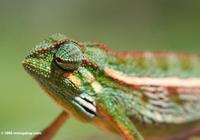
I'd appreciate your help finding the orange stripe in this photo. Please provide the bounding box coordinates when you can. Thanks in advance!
[104,68,200,88]
[109,51,200,60]
[97,104,135,140]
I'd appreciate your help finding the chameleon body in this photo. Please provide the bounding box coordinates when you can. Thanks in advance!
[22,34,200,140]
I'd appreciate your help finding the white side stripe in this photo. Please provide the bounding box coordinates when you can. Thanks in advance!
[105,68,200,88]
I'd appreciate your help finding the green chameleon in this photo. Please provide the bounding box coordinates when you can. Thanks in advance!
[22,34,200,140]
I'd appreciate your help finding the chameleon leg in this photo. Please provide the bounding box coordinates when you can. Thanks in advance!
[97,93,143,140]
[33,111,69,140]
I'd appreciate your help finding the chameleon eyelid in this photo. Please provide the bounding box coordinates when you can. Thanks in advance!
[55,43,83,70]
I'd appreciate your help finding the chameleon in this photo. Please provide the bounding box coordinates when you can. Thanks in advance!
[22,34,200,140]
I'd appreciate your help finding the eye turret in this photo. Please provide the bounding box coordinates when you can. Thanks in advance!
[55,43,84,70]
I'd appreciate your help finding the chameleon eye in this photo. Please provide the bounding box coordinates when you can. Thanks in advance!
[55,43,83,70]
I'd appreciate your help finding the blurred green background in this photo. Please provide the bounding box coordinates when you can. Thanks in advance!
[0,0,200,140]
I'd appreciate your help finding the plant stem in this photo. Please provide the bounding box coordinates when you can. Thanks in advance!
[33,111,69,140]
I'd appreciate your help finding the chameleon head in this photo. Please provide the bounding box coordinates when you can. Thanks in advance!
[22,34,96,120]
[22,35,84,78]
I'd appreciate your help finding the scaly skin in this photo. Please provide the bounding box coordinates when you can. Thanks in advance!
[22,34,200,140]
